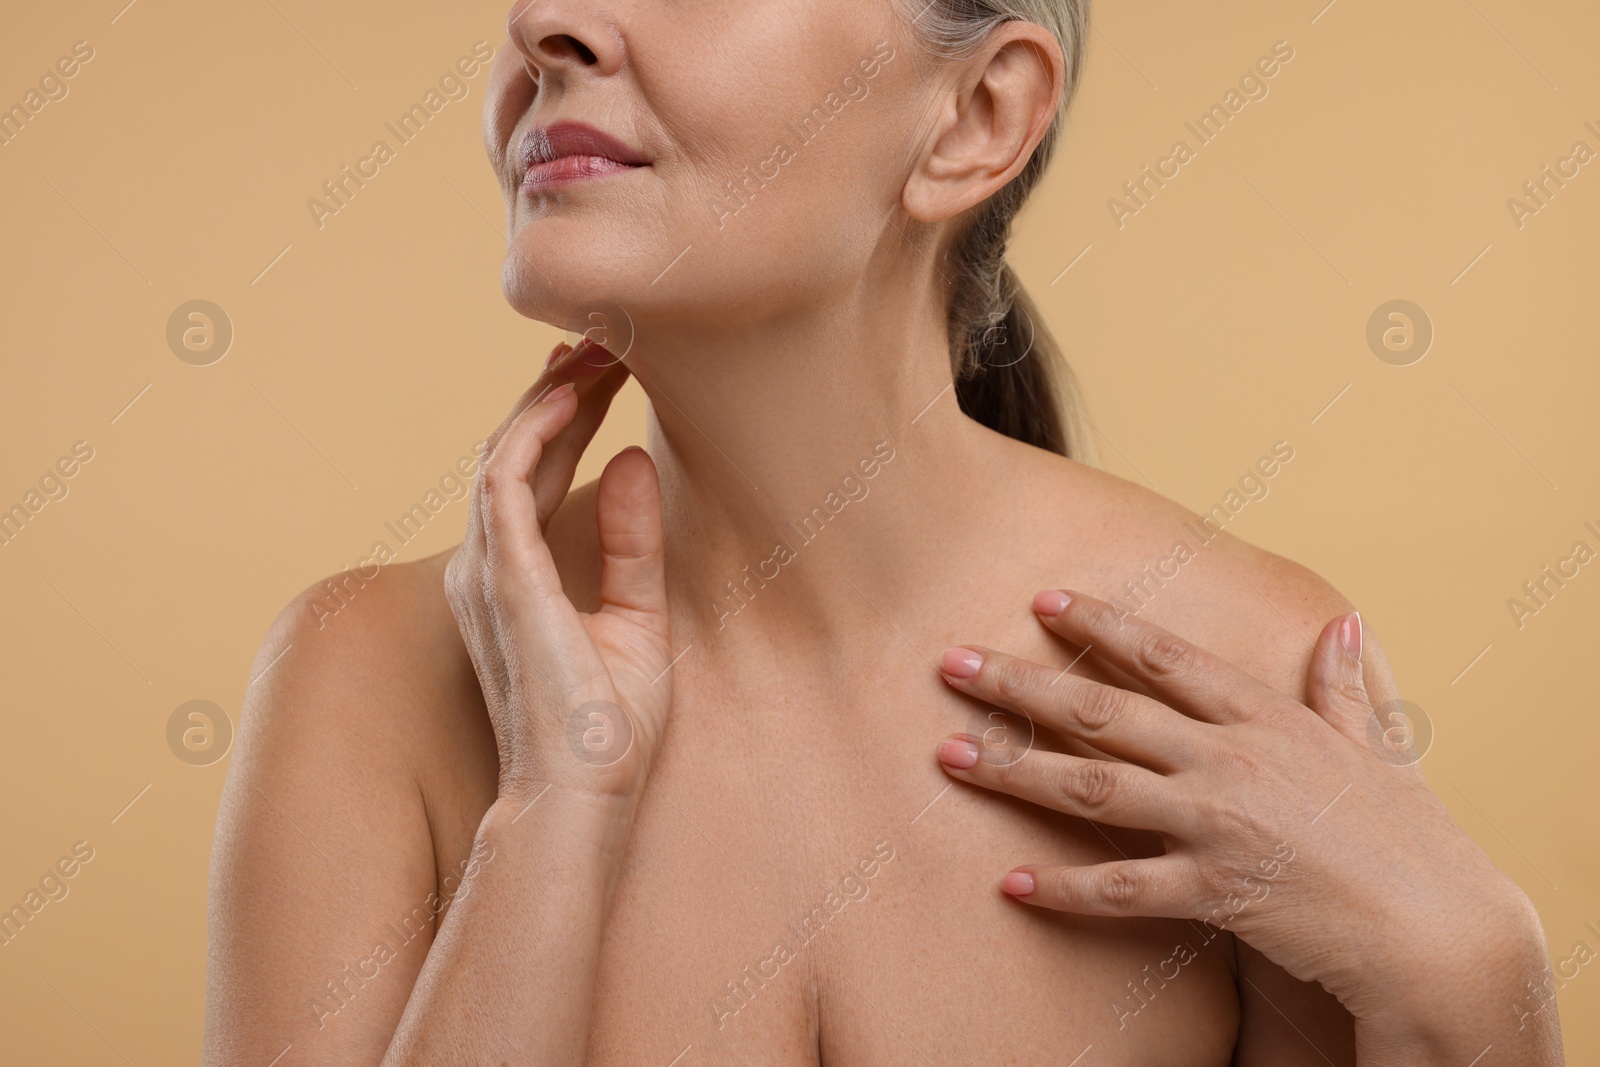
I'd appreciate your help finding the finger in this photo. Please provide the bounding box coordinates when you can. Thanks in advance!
[938,645,1206,770]
[594,446,669,643]
[532,345,631,527]
[1032,590,1280,724]
[1357,623,1403,714]
[487,342,575,454]
[478,383,581,593]
[1306,612,1371,746]
[482,337,620,462]
[1002,857,1198,919]
[937,736,1191,834]
[464,341,571,556]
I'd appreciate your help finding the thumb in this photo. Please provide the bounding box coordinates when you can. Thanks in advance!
[1306,611,1372,747]
[595,446,669,646]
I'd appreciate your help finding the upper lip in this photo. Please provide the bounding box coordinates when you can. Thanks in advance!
[518,121,649,172]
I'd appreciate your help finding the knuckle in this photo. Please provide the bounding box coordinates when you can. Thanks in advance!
[1075,596,1117,632]
[1331,677,1369,707]
[479,460,512,500]
[444,555,475,601]
[1057,759,1119,810]
[1075,683,1126,732]
[989,658,1037,706]
[1098,865,1143,911]
[1138,631,1194,676]
[1051,867,1079,904]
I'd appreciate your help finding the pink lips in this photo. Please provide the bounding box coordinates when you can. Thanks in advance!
[519,121,649,189]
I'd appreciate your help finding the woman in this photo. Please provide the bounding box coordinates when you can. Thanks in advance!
[204,1,1563,1064]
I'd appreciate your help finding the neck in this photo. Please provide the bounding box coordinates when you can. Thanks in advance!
[620,289,1012,656]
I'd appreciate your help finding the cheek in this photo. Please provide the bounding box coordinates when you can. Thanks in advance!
[498,4,909,319]
[483,46,534,167]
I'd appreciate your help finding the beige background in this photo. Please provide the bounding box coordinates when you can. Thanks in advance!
[2,0,1596,1061]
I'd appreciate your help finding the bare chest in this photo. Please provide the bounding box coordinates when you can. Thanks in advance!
[571,670,1242,1066]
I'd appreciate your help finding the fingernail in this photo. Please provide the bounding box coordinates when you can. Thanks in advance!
[1340,612,1363,662]
[566,342,617,379]
[544,342,573,370]
[1002,870,1036,897]
[540,382,576,405]
[1033,590,1071,617]
[939,647,983,679]
[938,736,980,770]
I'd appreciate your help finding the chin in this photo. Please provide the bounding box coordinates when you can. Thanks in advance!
[500,226,632,327]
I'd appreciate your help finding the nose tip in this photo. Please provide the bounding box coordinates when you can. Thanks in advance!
[506,1,619,78]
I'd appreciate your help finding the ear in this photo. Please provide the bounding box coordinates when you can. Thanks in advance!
[902,25,1065,224]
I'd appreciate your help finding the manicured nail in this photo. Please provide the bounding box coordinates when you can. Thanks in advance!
[544,342,573,370]
[1002,870,1036,897]
[540,382,576,405]
[1033,590,1071,617]
[940,647,983,679]
[938,736,979,770]
[1340,612,1363,662]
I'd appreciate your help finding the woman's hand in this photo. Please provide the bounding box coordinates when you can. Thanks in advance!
[445,339,672,805]
[934,591,1560,1064]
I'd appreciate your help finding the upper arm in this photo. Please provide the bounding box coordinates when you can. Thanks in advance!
[203,572,451,1066]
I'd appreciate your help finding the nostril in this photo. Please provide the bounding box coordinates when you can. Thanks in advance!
[540,34,598,65]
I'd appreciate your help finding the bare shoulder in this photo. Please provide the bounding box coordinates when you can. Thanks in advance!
[219,551,496,913]
[207,482,600,1062]
[206,551,494,1060]
[1026,448,1371,701]
[243,548,496,808]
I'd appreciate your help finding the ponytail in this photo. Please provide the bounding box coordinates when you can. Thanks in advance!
[953,265,1090,459]
[906,0,1093,463]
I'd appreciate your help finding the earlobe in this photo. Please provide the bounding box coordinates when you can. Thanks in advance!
[901,27,1064,225]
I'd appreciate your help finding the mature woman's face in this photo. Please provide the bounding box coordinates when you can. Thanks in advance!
[484,0,927,338]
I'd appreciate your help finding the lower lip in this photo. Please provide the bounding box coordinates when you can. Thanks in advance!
[523,155,645,190]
